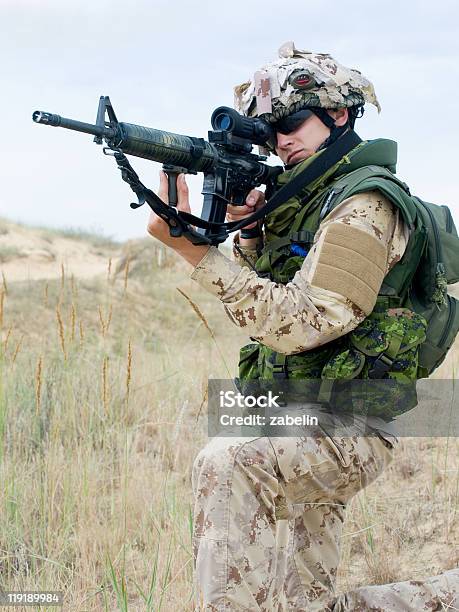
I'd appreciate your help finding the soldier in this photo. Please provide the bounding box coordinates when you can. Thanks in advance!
[147,43,458,610]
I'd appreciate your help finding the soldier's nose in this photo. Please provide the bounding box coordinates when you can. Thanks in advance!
[276,132,294,149]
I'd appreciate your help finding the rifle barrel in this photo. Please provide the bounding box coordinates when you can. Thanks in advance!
[32,111,216,171]
[32,111,116,139]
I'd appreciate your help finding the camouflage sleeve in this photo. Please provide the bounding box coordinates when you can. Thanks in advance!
[190,190,409,354]
[316,190,410,274]
[231,233,262,269]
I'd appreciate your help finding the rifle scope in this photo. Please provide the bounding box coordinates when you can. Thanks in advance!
[210,106,274,146]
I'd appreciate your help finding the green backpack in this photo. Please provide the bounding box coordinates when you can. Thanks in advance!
[407,198,459,375]
[321,165,459,377]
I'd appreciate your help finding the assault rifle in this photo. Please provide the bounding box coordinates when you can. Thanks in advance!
[32,96,282,246]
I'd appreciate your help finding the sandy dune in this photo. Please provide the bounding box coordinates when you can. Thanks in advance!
[0,219,121,282]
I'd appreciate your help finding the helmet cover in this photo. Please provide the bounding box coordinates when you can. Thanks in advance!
[234,41,381,123]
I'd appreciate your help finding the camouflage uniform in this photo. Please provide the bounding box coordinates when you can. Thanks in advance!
[190,191,407,610]
[188,42,458,610]
[192,429,396,610]
[192,428,459,611]
[326,569,459,611]
[192,190,408,375]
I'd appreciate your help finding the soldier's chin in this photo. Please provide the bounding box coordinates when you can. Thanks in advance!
[286,151,308,166]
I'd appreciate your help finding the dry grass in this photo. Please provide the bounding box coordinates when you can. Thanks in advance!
[0,234,458,610]
[0,237,239,610]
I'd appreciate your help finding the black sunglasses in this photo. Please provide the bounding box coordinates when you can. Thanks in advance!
[273,109,315,134]
[266,109,315,150]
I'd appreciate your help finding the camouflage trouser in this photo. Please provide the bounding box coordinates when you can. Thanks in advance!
[326,568,459,611]
[192,415,397,611]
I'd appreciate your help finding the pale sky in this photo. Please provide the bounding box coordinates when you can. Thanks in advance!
[2,0,458,241]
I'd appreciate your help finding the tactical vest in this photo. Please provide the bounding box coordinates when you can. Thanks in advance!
[237,139,459,419]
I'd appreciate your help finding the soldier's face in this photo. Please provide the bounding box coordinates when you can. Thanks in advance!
[274,109,346,165]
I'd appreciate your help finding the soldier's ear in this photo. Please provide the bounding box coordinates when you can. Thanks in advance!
[334,107,349,127]
[326,108,348,127]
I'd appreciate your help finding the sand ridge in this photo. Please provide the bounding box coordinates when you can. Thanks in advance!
[0,218,122,282]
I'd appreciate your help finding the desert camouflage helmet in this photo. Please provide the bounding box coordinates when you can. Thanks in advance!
[234,41,381,123]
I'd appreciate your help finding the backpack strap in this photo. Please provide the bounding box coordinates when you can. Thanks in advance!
[319,166,417,230]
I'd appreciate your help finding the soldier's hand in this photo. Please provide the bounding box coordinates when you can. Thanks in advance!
[147,171,210,266]
[226,189,265,229]
[147,171,191,247]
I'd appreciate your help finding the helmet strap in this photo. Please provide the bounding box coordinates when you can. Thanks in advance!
[310,107,350,151]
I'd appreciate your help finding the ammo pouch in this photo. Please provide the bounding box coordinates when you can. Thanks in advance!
[237,308,427,420]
